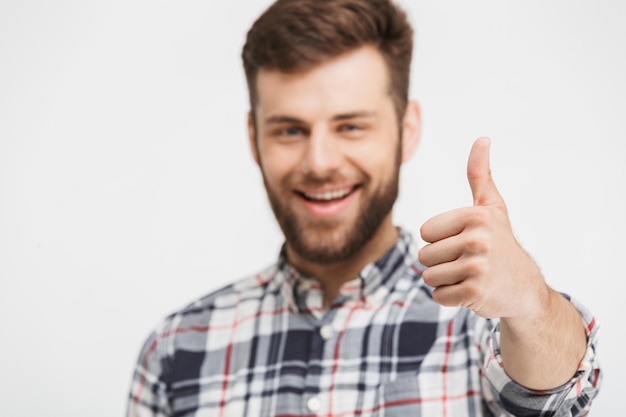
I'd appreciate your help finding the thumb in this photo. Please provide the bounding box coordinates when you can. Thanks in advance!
[467,137,501,206]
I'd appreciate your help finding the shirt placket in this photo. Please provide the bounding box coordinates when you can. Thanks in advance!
[295,280,333,415]
[301,279,366,416]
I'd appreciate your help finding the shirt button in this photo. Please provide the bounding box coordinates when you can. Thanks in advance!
[307,396,321,412]
[319,324,333,340]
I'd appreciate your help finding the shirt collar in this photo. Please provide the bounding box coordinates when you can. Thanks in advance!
[277,228,422,316]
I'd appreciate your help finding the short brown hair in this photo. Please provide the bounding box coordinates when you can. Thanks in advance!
[242,0,414,123]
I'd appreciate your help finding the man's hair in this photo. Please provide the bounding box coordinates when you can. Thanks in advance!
[242,0,414,124]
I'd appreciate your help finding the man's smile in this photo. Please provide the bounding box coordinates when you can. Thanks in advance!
[294,185,361,218]
[298,186,358,202]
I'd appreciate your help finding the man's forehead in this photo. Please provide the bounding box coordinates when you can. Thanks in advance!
[253,46,393,120]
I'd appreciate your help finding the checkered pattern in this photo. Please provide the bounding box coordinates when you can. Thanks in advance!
[127,229,601,417]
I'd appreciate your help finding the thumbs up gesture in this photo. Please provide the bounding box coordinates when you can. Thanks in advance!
[418,137,547,319]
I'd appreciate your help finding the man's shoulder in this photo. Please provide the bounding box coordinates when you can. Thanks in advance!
[163,262,280,323]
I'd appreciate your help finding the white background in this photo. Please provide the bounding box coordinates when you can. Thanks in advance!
[1,1,623,415]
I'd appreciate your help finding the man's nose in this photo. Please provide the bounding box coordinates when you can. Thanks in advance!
[301,128,343,177]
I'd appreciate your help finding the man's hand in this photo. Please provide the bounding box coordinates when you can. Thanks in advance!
[418,137,548,320]
[418,137,588,390]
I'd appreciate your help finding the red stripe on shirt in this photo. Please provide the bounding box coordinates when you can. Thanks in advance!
[132,339,158,403]
[218,291,242,417]
[441,320,455,417]
[326,297,364,417]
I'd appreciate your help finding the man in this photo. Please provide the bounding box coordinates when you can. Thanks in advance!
[127,0,601,416]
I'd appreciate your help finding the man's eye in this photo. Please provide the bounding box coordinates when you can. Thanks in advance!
[340,124,364,134]
[283,127,303,136]
[268,126,308,143]
[271,126,305,139]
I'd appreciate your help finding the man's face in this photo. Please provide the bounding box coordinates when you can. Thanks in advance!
[250,46,411,265]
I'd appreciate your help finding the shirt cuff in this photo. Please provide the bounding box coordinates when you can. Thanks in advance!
[483,294,602,414]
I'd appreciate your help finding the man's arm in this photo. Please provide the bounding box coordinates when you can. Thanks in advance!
[418,137,588,390]
[127,326,171,417]
[499,286,587,390]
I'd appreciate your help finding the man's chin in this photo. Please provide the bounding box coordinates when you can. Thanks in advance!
[286,227,359,264]
[289,244,352,265]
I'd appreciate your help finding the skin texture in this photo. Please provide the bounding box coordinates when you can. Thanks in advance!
[248,45,586,391]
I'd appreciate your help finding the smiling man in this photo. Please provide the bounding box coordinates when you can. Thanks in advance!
[250,45,419,307]
[127,1,601,416]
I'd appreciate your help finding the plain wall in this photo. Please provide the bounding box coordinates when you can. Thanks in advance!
[1,0,623,415]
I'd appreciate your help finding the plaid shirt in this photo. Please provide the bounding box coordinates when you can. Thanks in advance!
[127,229,601,417]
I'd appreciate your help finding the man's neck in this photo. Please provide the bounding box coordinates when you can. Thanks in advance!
[286,218,399,307]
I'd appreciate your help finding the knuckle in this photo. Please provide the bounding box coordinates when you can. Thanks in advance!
[461,282,480,301]
[464,258,488,278]
[464,234,490,255]
[434,287,460,307]
[431,287,448,305]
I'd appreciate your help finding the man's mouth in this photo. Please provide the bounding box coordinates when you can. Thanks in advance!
[294,185,360,218]
[300,187,354,202]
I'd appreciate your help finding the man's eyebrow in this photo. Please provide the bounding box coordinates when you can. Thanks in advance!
[332,111,378,121]
[264,115,305,125]
[264,111,377,125]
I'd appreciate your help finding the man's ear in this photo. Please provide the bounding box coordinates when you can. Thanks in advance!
[247,111,260,165]
[400,100,421,163]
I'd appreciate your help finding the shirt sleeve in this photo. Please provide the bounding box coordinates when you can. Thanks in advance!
[482,295,602,417]
[126,320,173,417]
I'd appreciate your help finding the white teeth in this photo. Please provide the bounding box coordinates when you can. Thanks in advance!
[304,188,352,201]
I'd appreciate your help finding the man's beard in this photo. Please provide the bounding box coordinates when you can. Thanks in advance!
[261,147,401,265]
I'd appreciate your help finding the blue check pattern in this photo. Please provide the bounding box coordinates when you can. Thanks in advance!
[127,229,601,417]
